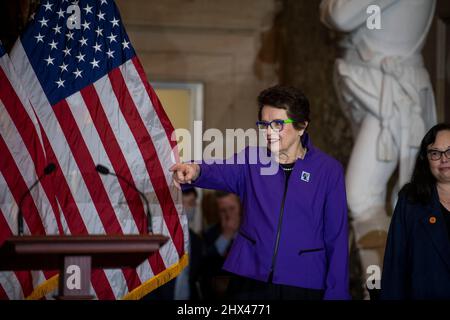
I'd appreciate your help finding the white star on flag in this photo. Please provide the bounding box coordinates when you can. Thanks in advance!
[95,27,103,37]
[59,62,68,72]
[79,37,88,46]
[43,1,53,11]
[82,20,91,30]
[90,58,100,68]
[57,8,65,18]
[62,47,71,56]
[110,17,120,27]
[83,4,93,14]
[55,77,65,87]
[97,11,106,21]
[48,40,58,50]
[76,52,85,62]
[93,42,102,52]
[38,17,49,27]
[66,31,74,40]
[44,55,54,65]
[107,33,117,43]
[106,49,115,58]
[53,25,62,34]
[35,33,44,43]
[73,68,83,78]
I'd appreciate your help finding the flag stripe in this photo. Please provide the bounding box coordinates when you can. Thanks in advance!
[121,60,181,196]
[11,44,122,299]
[103,269,130,299]
[132,57,177,151]
[0,67,63,233]
[0,55,56,296]
[80,84,167,287]
[0,271,27,299]
[0,173,18,238]
[52,99,140,293]
[0,100,60,236]
[91,76,168,277]
[37,122,119,300]
[78,87,144,232]
[9,46,91,226]
[0,205,12,245]
[13,272,32,298]
[66,91,142,293]
[0,206,32,299]
[0,136,45,234]
[108,68,184,257]
[118,61,187,266]
[66,91,139,234]
[0,282,7,299]
[0,178,55,290]
[9,1,189,296]
[37,122,91,236]
[0,55,44,149]
[0,68,45,169]
[52,99,121,233]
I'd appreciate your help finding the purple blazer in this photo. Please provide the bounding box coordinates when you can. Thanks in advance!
[187,134,350,299]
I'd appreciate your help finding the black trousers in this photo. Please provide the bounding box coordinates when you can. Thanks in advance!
[226,274,324,300]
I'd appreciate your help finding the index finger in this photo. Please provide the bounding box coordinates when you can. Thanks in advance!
[169,163,182,172]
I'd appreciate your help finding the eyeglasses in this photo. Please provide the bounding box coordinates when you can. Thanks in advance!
[256,119,294,132]
[427,148,450,161]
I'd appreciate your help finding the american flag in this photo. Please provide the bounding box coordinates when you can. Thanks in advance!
[0,43,61,299]
[8,0,188,299]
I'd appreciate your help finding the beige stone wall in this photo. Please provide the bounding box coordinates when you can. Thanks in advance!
[116,0,280,135]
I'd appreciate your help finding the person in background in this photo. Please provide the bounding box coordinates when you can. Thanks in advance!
[381,123,450,299]
[201,191,242,299]
[174,187,205,300]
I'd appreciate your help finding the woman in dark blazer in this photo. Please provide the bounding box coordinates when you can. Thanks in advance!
[381,123,450,299]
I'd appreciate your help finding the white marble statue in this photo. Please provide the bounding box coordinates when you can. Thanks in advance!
[320,0,437,295]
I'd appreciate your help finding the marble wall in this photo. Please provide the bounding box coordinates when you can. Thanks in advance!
[116,0,280,136]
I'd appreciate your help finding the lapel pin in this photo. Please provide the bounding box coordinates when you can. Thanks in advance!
[300,171,310,182]
[429,216,437,224]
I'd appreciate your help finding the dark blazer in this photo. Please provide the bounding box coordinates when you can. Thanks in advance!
[381,187,450,299]
[200,223,229,299]
[188,228,205,300]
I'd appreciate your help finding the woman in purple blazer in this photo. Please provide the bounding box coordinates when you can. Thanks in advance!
[170,85,350,300]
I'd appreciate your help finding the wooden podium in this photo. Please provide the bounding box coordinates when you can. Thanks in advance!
[0,234,168,299]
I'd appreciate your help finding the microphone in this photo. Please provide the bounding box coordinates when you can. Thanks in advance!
[17,163,56,236]
[95,164,153,234]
